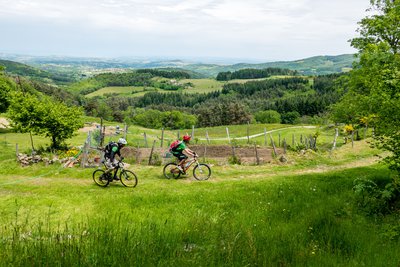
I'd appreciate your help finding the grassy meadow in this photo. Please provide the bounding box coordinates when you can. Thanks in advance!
[85,86,161,98]
[0,121,399,266]
[84,76,298,98]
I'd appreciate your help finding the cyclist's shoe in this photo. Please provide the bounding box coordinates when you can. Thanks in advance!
[176,165,184,173]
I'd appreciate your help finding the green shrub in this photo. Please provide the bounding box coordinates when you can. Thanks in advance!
[353,176,400,215]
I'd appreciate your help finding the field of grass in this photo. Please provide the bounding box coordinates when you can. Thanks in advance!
[1,118,397,266]
[85,86,161,98]
[0,118,364,156]
[0,131,399,266]
[86,76,300,97]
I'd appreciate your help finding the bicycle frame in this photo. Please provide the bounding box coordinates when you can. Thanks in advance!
[102,160,124,180]
[182,157,199,172]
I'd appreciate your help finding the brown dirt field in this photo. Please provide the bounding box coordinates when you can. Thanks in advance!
[120,145,282,165]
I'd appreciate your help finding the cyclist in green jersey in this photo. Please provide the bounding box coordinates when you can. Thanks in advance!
[170,135,197,172]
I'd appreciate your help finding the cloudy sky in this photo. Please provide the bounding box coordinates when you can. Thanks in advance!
[0,0,371,62]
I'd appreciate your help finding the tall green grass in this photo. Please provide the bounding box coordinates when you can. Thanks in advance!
[0,161,399,266]
[0,121,397,266]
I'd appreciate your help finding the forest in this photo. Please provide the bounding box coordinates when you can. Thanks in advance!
[0,63,344,130]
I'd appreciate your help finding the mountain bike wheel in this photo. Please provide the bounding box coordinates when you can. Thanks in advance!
[163,163,181,179]
[93,169,110,187]
[120,170,138,188]
[193,164,211,180]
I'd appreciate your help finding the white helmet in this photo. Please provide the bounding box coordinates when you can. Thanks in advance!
[118,138,127,145]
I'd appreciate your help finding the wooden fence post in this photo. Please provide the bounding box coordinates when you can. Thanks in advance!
[102,126,106,146]
[203,144,207,162]
[264,128,267,146]
[144,132,148,148]
[283,138,287,154]
[278,133,281,147]
[269,134,277,156]
[177,130,180,140]
[29,132,35,155]
[351,131,355,148]
[191,125,195,139]
[292,134,295,147]
[16,143,19,158]
[206,131,210,144]
[136,145,141,164]
[124,124,128,140]
[247,122,250,144]
[226,127,231,144]
[80,141,89,168]
[161,128,164,148]
[148,140,156,165]
[332,128,339,151]
[100,118,104,147]
[254,144,260,165]
[88,131,92,147]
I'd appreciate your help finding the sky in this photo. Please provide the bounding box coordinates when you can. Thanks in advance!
[0,0,372,63]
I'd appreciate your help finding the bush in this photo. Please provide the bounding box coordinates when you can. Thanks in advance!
[353,177,400,215]
[228,155,241,165]
[254,110,281,124]
[281,111,300,124]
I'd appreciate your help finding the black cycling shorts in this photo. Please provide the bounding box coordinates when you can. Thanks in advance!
[173,152,188,161]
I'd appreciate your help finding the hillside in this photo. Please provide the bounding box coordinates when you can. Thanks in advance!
[1,53,355,78]
[0,59,77,84]
[184,54,355,77]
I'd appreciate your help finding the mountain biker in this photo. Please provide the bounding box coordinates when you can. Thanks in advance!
[104,138,127,169]
[170,135,197,172]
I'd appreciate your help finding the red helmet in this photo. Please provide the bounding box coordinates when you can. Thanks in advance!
[183,135,191,142]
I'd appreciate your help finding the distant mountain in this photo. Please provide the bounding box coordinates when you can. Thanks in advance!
[0,53,356,78]
[0,59,77,84]
[184,54,356,77]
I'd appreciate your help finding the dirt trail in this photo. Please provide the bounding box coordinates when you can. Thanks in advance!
[198,126,317,141]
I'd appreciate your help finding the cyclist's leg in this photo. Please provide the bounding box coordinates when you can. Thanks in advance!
[178,153,188,169]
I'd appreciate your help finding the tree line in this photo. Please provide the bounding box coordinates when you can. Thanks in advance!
[216,67,298,81]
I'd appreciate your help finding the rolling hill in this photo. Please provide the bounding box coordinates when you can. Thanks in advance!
[1,53,356,78]
[0,59,78,84]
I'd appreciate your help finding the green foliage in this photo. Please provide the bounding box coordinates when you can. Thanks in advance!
[0,59,77,84]
[6,92,83,149]
[216,67,297,81]
[353,176,400,215]
[0,73,16,113]
[228,155,242,165]
[130,109,197,129]
[332,0,400,175]
[204,54,355,77]
[196,99,252,127]
[68,71,153,94]
[281,111,301,124]
[255,110,281,123]
[136,68,191,79]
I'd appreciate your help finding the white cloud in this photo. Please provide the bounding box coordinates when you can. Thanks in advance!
[0,0,371,61]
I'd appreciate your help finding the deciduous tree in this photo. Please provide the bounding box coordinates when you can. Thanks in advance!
[7,92,83,149]
[332,0,400,173]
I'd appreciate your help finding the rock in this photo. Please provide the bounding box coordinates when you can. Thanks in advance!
[279,155,288,163]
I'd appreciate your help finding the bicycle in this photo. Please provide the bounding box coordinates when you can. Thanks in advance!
[93,159,138,188]
[163,156,211,180]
